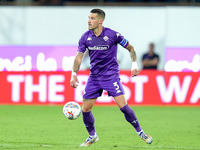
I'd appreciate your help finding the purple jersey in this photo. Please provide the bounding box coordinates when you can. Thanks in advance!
[78,27,129,80]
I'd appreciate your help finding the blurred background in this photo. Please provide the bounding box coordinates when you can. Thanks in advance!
[1,0,200,70]
[0,0,200,106]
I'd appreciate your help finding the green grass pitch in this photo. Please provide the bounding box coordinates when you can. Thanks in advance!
[0,105,200,150]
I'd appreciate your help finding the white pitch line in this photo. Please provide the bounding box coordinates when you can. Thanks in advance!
[95,145,199,149]
[0,143,199,149]
[0,144,10,146]
[41,145,53,147]
[0,143,53,147]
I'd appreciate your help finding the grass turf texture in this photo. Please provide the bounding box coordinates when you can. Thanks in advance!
[0,106,200,150]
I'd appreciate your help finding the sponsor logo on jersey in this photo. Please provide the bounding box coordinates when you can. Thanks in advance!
[88,45,109,50]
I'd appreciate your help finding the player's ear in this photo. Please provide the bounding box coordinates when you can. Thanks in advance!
[99,19,103,24]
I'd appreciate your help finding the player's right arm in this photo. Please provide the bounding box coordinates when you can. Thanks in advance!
[70,52,84,88]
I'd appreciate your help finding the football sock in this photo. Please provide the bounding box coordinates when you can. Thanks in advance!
[120,104,142,132]
[82,111,96,136]
[137,130,144,136]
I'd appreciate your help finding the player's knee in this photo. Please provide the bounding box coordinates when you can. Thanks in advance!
[82,104,92,112]
[82,98,96,112]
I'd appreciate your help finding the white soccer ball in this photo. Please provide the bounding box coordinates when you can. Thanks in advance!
[63,101,81,120]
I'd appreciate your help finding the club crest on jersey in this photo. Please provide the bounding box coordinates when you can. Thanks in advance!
[103,36,109,41]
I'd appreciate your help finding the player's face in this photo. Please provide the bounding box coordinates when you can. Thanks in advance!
[88,13,100,30]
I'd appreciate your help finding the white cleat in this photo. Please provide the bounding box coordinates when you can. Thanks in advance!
[80,135,99,147]
[140,132,153,144]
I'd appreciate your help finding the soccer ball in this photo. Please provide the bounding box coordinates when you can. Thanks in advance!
[63,101,81,120]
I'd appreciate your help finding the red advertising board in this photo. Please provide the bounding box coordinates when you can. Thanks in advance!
[0,71,200,106]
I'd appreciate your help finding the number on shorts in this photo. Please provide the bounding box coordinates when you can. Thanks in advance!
[113,82,119,91]
[113,82,121,93]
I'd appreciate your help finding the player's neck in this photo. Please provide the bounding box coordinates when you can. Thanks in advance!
[93,26,103,37]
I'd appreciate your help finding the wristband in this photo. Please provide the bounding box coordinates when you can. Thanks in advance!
[70,71,77,82]
[131,62,138,70]
[71,72,77,76]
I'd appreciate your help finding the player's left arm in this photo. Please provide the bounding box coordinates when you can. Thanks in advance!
[125,43,140,77]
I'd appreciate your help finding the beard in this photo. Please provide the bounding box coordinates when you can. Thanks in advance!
[88,24,98,30]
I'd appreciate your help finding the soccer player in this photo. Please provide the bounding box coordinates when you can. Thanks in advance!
[70,8,153,147]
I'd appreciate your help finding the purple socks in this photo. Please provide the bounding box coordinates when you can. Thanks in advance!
[82,111,96,136]
[82,105,142,136]
[120,104,142,132]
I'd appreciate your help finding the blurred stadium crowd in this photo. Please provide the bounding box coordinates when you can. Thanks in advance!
[0,0,200,6]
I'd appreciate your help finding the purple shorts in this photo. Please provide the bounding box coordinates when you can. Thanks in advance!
[83,78,125,99]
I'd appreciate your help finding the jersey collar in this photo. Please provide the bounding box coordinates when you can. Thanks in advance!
[91,27,105,37]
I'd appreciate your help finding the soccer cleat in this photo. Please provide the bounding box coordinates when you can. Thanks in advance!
[80,135,99,147]
[139,132,153,144]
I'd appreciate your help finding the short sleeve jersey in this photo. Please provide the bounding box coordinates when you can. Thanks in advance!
[78,27,129,80]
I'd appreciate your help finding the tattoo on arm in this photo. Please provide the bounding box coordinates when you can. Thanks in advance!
[72,52,84,73]
[126,44,137,62]
[129,49,137,62]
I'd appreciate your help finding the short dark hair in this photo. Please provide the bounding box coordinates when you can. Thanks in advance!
[149,43,155,47]
[90,9,105,20]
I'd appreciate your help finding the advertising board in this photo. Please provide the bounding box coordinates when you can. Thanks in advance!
[0,71,199,106]
[165,47,200,72]
[0,46,77,71]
